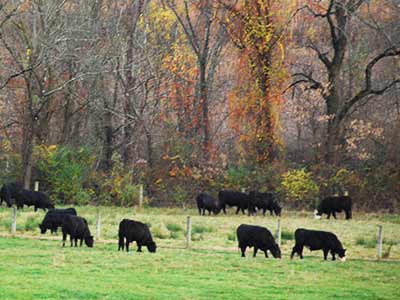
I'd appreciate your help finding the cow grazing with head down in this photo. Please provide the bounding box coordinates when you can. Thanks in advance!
[118,219,157,253]
[61,215,93,248]
[39,208,77,234]
[315,196,352,220]
[236,224,281,258]
[196,193,220,215]
[218,190,253,215]
[290,228,346,261]
[249,191,282,216]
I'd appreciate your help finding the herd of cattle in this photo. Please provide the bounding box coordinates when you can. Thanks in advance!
[0,182,351,261]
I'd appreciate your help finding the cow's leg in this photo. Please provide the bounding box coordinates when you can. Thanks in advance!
[332,211,337,219]
[240,245,246,257]
[298,245,304,259]
[235,206,241,215]
[253,247,258,257]
[74,238,78,247]
[34,206,38,212]
[327,212,331,219]
[270,209,273,216]
[198,207,202,215]
[62,232,67,247]
[80,238,83,247]
[241,207,246,215]
[118,236,124,251]
[202,208,205,216]
[290,246,296,259]
[323,249,329,260]
[208,210,211,215]
[263,209,266,216]
[222,205,227,214]
[137,243,142,252]
[345,210,351,220]
[330,250,336,261]
[70,235,73,247]
[264,250,269,258]
[126,241,130,252]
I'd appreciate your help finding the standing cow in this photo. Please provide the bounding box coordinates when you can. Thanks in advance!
[0,182,23,207]
[196,193,220,215]
[218,190,253,215]
[315,196,352,220]
[290,228,346,261]
[236,224,281,258]
[249,191,282,216]
[118,219,157,253]
[61,215,93,248]
[39,208,77,234]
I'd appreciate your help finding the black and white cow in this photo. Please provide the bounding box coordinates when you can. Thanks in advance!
[118,219,157,253]
[290,228,346,261]
[236,224,281,258]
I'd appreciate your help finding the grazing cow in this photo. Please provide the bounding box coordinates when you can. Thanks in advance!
[61,215,93,247]
[236,224,281,258]
[290,228,346,261]
[39,208,77,234]
[118,219,157,253]
[0,182,23,207]
[14,189,54,211]
[218,190,253,215]
[196,193,220,215]
[315,196,352,220]
[249,191,282,216]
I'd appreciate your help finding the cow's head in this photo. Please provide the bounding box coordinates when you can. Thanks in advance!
[273,202,282,216]
[212,207,221,215]
[270,243,281,259]
[147,241,157,253]
[314,209,322,219]
[38,223,47,234]
[338,248,346,261]
[84,235,94,248]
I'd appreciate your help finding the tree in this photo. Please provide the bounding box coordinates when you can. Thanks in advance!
[291,0,400,164]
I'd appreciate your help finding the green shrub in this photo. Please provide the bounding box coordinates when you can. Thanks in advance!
[355,237,376,248]
[152,222,170,239]
[24,216,39,231]
[280,168,319,208]
[166,223,183,232]
[281,230,294,241]
[170,231,183,239]
[192,224,215,234]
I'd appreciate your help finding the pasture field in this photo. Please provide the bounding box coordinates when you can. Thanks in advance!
[0,206,400,299]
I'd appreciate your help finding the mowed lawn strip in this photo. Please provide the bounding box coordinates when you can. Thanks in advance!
[0,237,399,300]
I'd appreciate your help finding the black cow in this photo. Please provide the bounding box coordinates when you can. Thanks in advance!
[315,196,352,220]
[118,219,157,253]
[0,182,23,207]
[39,208,77,234]
[236,224,281,258]
[218,190,253,215]
[14,189,54,211]
[61,215,93,247]
[196,193,220,215]
[249,191,282,216]
[290,228,346,261]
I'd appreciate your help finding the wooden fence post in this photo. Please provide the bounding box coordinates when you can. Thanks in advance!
[11,206,17,236]
[276,219,281,247]
[377,225,383,260]
[139,184,143,208]
[96,209,101,241]
[34,181,39,192]
[186,216,192,249]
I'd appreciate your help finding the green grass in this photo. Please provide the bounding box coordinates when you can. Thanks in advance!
[0,237,399,300]
[0,206,399,299]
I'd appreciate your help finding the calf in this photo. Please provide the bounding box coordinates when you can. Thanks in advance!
[39,208,77,234]
[218,190,253,215]
[236,224,281,258]
[196,193,220,215]
[249,191,282,216]
[118,219,157,253]
[315,196,352,220]
[290,228,346,261]
[61,215,93,247]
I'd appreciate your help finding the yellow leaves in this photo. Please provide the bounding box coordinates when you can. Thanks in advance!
[155,178,163,185]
